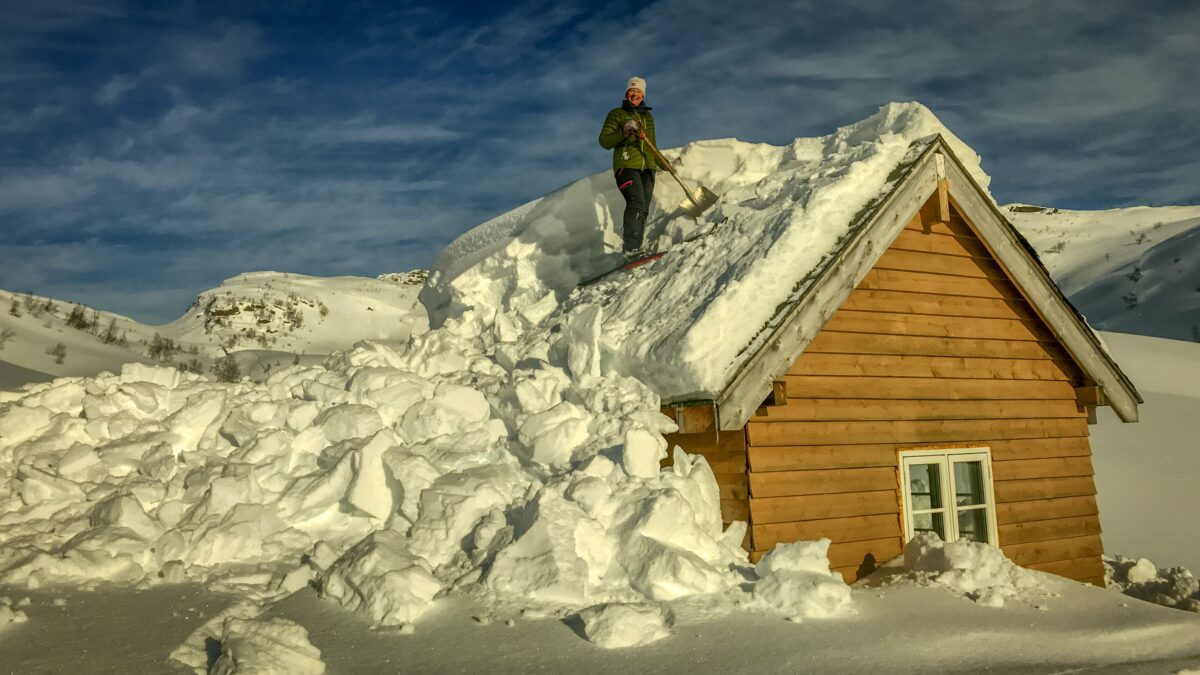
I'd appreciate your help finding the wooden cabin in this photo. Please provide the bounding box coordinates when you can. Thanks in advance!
[661,138,1141,587]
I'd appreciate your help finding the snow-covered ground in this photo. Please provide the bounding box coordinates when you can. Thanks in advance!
[2,103,1200,672]
[1090,332,1200,573]
[5,569,1200,674]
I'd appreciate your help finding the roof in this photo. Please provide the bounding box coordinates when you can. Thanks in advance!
[423,103,1140,429]
[713,136,1141,429]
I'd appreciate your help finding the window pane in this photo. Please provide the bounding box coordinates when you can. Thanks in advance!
[954,460,986,506]
[909,462,943,510]
[957,508,989,543]
[913,511,945,539]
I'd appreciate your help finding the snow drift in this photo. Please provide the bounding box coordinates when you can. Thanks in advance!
[901,532,1045,607]
[1107,554,1200,612]
[0,326,746,631]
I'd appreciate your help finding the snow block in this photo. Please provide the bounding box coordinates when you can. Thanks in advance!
[163,390,228,454]
[320,529,442,627]
[621,427,666,479]
[16,380,86,417]
[1105,555,1200,611]
[516,401,591,468]
[88,494,162,541]
[210,617,326,675]
[755,538,836,579]
[314,404,384,444]
[397,382,491,443]
[407,464,530,567]
[17,466,85,506]
[565,304,603,379]
[488,487,612,605]
[56,444,104,482]
[577,602,673,648]
[0,405,53,446]
[119,362,191,389]
[753,539,850,621]
[346,429,400,522]
[222,401,298,448]
[277,450,357,524]
[620,536,727,601]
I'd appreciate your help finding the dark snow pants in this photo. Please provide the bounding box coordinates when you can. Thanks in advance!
[615,168,655,253]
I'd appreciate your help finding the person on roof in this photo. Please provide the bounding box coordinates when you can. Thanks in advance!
[599,76,658,259]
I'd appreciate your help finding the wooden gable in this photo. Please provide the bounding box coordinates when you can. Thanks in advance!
[713,139,1140,431]
[740,193,1105,585]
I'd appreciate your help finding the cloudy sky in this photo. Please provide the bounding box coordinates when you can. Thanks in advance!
[2,0,1197,323]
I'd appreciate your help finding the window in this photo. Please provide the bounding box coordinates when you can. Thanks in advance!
[899,447,999,545]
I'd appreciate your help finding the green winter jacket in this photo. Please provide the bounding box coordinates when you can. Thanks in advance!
[598,100,658,172]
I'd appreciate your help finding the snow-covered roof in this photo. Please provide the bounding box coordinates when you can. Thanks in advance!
[424,102,1139,427]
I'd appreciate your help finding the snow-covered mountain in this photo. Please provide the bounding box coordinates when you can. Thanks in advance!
[1007,204,1200,342]
[0,271,428,388]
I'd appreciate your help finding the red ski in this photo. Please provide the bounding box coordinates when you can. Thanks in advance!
[621,251,665,270]
[579,251,665,286]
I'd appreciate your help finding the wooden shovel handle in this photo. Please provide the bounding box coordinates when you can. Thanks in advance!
[639,133,676,175]
[639,134,704,208]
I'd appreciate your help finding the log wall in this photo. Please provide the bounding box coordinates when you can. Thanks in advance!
[742,200,1106,586]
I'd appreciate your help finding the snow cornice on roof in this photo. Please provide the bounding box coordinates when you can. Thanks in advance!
[712,136,1142,430]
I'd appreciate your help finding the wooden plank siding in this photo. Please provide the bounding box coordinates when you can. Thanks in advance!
[744,197,1105,586]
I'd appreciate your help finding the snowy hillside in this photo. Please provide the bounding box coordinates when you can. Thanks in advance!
[0,271,428,388]
[1008,204,1200,342]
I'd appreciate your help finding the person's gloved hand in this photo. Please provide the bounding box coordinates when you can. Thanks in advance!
[622,119,641,136]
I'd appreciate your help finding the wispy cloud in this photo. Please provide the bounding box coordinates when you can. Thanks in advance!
[310,116,462,144]
[0,174,97,213]
[169,21,264,78]
[96,74,137,104]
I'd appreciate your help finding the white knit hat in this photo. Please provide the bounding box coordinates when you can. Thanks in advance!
[626,76,646,95]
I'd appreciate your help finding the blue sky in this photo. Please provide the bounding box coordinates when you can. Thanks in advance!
[2,0,1198,323]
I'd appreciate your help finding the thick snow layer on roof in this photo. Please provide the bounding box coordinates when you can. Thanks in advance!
[425,102,990,400]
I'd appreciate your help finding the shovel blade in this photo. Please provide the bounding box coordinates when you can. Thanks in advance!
[679,186,719,217]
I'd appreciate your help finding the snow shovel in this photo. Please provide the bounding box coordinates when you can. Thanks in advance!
[639,133,719,217]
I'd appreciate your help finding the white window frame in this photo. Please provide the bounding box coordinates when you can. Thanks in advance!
[898,447,1000,546]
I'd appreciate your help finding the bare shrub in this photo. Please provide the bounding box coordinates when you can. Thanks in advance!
[212,353,241,382]
[147,333,178,361]
[101,318,118,344]
[66,305,89,329]
[46,342,66,364]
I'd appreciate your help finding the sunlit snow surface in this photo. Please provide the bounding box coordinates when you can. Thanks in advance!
[425,102,990,399]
